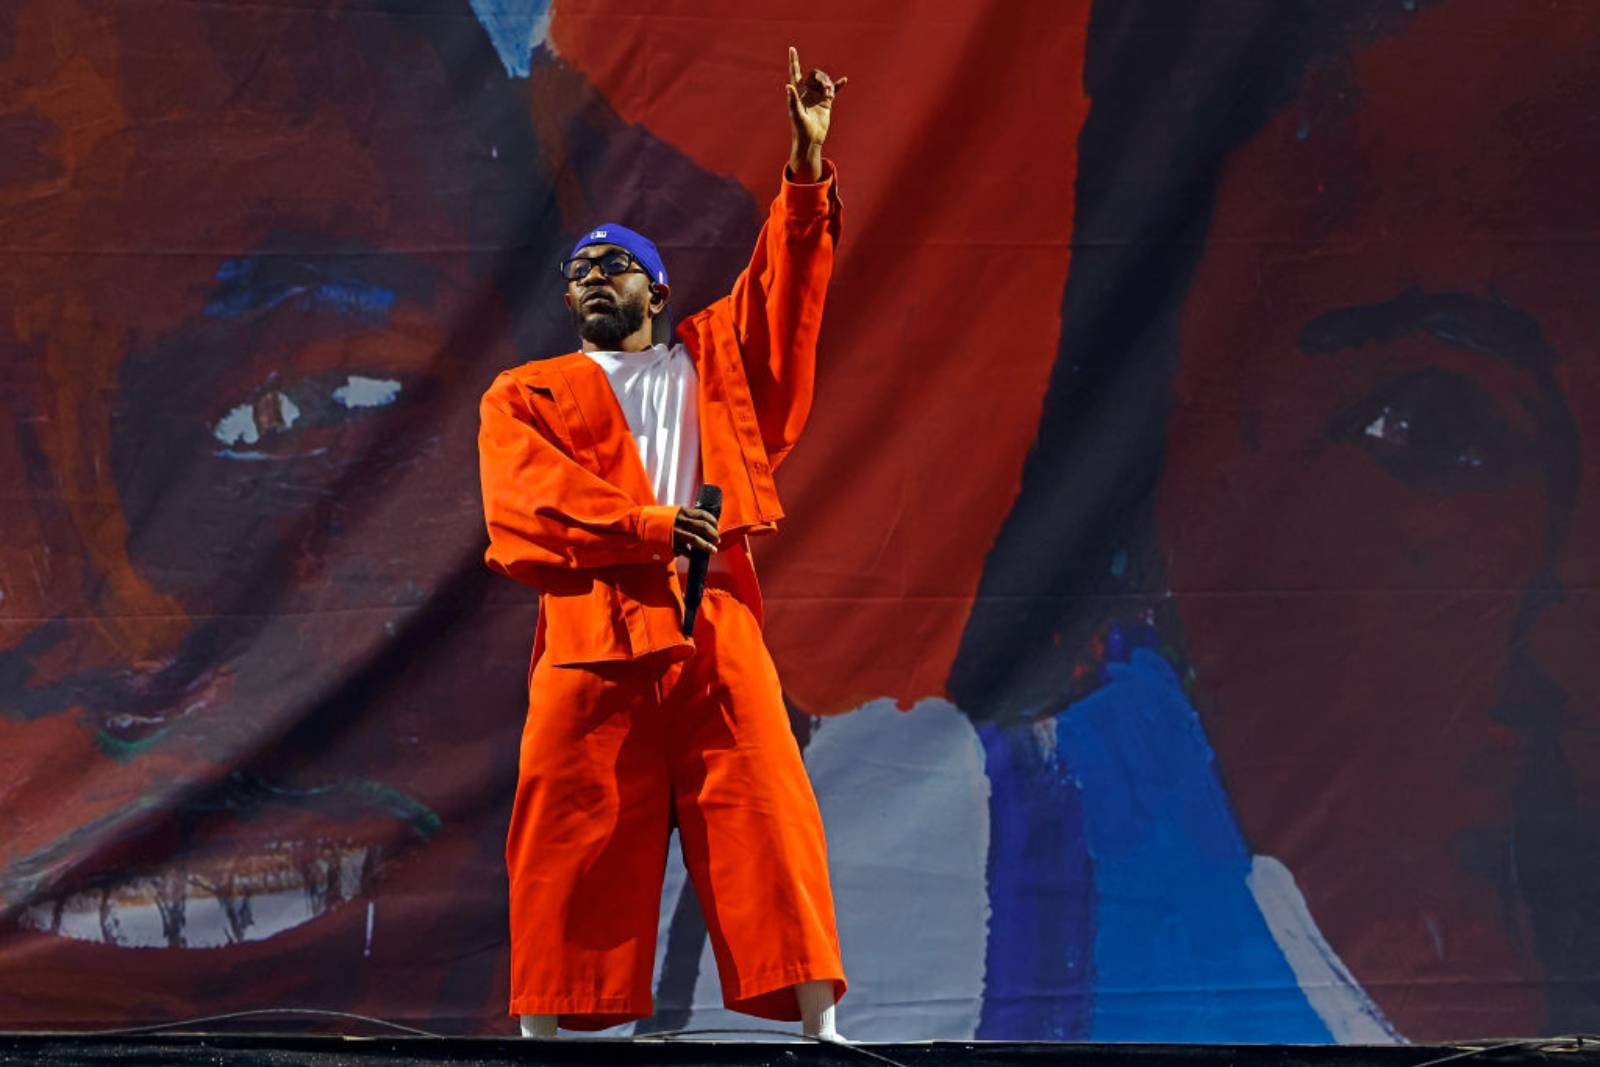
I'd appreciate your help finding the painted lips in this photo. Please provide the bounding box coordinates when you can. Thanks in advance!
[3,775,440,951]
[19,838,380,949]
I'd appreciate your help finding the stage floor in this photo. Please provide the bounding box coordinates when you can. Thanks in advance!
[3,1034,1599,1067]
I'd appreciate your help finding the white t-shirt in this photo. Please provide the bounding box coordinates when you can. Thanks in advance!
[582,342,701,509]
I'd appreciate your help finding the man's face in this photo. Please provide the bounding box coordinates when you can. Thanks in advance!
[563,244,654,349]
[1156,0,1600,1038]
[0,0,527,1027]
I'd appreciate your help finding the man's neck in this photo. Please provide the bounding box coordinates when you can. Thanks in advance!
[580,331,654,354]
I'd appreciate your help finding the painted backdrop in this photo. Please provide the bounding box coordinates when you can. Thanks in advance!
[4,0,1599,1044]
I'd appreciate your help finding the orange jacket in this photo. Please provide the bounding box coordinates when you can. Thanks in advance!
[478,163,842,667]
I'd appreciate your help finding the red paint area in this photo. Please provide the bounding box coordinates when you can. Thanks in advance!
[551,0,1091,712]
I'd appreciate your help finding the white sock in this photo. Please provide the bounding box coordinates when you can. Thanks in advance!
[519,1014,557,1038]
[796,979,840,1040]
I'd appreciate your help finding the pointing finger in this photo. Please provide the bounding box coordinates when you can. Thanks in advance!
[789,45,803,86]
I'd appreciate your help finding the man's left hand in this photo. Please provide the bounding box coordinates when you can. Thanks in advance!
[786,45,846,182]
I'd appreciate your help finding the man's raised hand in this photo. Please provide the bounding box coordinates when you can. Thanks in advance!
[672,506,721,558]
[786,45,846,182]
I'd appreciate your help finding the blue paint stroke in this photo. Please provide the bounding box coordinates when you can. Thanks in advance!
[975,721,1093,1040]
[205,257,394,321]
[1102,620,1157,667]
[1057,648,1332,1042]
[469,0,553,79]
[310,280,395,319]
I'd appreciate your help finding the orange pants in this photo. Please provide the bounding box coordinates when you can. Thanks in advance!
[506,586,846,1030]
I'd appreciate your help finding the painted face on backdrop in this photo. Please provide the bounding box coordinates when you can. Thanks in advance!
[0,0,531,1026]
[1158,0,1600,1037]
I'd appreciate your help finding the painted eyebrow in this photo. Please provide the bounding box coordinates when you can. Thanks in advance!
[1298,289,1555,372]
[202,248,433,321]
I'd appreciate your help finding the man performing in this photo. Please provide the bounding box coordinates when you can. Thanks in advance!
[477,48,848,1039]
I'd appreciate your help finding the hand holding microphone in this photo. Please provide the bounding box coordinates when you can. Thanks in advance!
[678,484,722,637]
[672,496,721,558]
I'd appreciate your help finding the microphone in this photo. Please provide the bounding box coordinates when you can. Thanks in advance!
[681,484,722,637]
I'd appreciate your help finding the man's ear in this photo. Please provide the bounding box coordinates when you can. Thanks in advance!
[649,281,671,313]
[562,290,575,313]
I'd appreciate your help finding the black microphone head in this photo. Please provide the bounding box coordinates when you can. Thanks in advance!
[695,483,723,518]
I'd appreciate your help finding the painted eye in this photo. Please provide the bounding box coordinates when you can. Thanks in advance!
[212,389,302,449]
[1326,368,1528,492]
[210,373,404,460]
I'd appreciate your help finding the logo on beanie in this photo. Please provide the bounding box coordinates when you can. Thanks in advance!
[589,229,608,240]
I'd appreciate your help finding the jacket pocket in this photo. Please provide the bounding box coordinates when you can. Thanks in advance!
[536,566,695,667]
[538,578,634,666]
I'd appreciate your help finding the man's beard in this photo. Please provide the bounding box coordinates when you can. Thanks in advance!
[571,292,646,350]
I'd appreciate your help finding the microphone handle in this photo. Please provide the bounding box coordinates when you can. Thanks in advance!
[681,485,722,637]
[683,551,712,637]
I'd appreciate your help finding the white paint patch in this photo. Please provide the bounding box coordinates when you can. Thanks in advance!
[332,376,401,409]
[214,402,260,446]
[1364,409,1409,444]
[680,699,992,1041]
[468,0,555,78]
[1031,715,1058,764]
[1247,855,1403,1043]
[1423,913,1445,960]
[213,393,298,447]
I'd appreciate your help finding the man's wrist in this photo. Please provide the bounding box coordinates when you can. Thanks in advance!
[787,144,824,183]
[638,505,679,563]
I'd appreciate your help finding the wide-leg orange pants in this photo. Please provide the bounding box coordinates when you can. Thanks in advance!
[506,586,846,1030]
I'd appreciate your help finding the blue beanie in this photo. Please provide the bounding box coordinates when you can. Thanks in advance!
[569,223,668,287]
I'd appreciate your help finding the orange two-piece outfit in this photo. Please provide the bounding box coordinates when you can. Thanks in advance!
[477,164,847,1029]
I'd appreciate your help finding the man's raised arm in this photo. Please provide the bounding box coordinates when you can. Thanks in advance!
[709,47,847,468]
[785,44,846,184]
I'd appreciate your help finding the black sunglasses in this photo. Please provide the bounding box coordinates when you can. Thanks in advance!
[559,250,644,283]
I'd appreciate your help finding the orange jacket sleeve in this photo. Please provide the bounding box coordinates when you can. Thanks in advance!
[721,161,842,467]
[478,371,678,583]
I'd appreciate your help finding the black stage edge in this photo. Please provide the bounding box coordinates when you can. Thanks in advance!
[3,1034,1600,1067]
